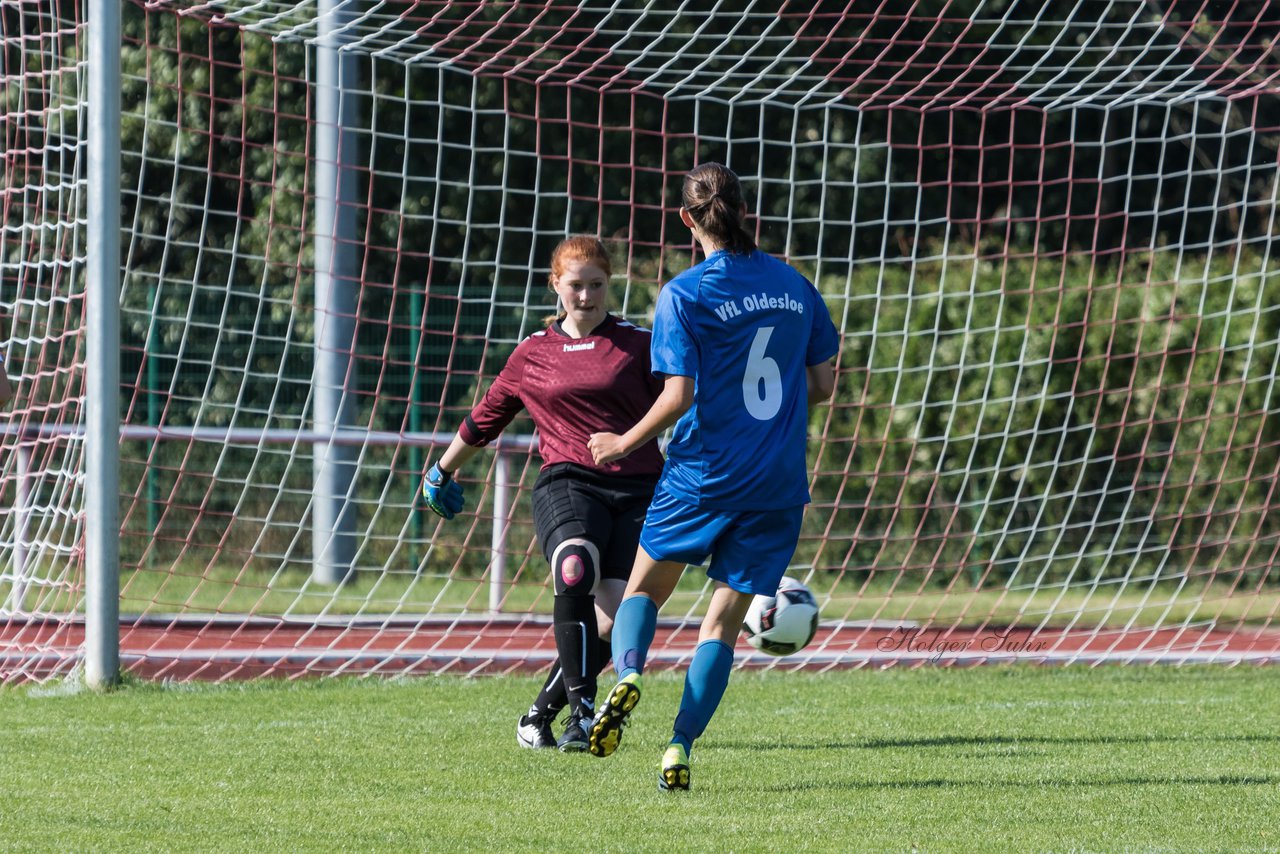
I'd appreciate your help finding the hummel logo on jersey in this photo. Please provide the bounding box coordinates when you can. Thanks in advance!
[563,341,597,352]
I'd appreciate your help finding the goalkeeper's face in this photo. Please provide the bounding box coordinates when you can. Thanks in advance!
[552,259,610,330]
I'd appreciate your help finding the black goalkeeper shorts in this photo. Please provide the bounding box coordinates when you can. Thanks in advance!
[531,463,659,582]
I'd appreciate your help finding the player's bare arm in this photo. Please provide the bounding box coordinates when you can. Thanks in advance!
[434,433,484,475]
[806,359,835,407]
[587,374,693,465]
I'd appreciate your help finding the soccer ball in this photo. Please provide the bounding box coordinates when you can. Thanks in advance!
[741,576,820,656]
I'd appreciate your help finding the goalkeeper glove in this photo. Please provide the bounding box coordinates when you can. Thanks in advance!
[423,463,465,520]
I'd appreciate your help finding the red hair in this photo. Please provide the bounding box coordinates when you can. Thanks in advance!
[549,235,612,283]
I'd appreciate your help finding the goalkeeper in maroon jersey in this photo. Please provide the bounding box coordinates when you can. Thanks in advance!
[422,235,664,752]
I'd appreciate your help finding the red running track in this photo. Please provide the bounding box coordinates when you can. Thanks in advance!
[4,616,1280,682]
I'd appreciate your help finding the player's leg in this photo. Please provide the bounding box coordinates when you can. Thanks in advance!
[525,470,612,751]
[669,590,754,749]
[611,551,685,679]
[594,577,624,634]
[593,486,665,681]
[592,577,624,677]
[588,547,686,758]
[521,519,635,751]
[587,482,650,689]
[547,532,606,751]
[659,583,752,786]
[591,490,726,758]
[522,574,626,731]
[662,506,804,789]
[519,577,620,750]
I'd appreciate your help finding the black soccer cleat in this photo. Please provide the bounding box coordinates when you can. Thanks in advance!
[557,713,591,752]
[516,712,556,750]
[588,673,641,758]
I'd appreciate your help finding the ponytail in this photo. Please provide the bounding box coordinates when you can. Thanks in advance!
[681,162,756,254]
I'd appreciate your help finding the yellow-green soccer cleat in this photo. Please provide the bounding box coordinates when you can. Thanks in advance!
[658,743,690,791]
[588,673,642,758]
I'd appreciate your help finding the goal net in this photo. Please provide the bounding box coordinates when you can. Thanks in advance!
[4,0,1280,682]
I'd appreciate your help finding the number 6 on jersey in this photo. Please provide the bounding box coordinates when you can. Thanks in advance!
[743,325,782,421]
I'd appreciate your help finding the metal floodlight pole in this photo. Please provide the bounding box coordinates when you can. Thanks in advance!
[311,0,361,584]
[85,0,122,688]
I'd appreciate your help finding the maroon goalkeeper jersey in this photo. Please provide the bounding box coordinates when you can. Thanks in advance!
[459,314,665,477]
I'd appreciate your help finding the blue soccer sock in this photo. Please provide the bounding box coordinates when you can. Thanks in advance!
[611,595,658,679]
[671,638,735,753]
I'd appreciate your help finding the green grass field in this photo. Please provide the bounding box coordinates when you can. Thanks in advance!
[2,666,1277,851]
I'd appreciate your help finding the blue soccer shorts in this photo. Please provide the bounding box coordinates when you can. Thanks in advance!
[638,486,805,597]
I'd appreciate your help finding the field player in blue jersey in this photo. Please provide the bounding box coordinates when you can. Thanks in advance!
[585,163,839,790]
[422,236,664,753]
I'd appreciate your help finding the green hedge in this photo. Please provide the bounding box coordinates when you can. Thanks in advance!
[116,245,1280,590]
[805,247,1280,586]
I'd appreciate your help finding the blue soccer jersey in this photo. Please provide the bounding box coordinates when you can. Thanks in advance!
[650,249,840,510]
